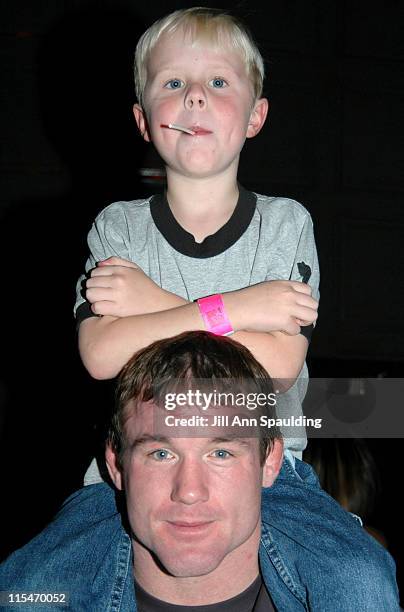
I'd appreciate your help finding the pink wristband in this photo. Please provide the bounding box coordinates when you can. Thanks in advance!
[197,294,234,336]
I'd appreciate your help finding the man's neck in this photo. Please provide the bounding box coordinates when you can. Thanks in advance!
[133,528,261,606]
[165,170,240,244]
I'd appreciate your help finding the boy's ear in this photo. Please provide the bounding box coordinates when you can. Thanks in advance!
[262,437,283,488]
[105,443,124,490]
[246,97,269,139]
[133,103,151,142]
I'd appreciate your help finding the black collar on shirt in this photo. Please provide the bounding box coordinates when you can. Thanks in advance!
[149,184,257,259]
[133,574,270,611]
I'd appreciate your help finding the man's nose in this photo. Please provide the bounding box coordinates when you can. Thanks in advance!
[184,83,207,110]
[170,458,209,505]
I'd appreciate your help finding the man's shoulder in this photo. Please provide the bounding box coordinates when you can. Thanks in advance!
[0,485,130,607]
[0,485,121,580]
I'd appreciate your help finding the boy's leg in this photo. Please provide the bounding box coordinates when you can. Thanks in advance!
[262,457,400,611]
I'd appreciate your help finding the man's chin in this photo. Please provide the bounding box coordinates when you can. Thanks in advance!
[156,548,226,578]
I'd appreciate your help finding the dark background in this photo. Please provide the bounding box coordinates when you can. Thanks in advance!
[1,0,403,601]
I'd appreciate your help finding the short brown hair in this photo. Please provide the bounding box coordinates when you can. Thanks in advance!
[108,331,281,466]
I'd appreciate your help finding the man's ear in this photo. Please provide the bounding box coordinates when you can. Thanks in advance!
[133,103,151,142]
[246,97,269,139]
[262,438,283,488]
[105,443,124,491]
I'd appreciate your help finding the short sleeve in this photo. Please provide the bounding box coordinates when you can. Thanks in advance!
[290,213,320,341]
[74,205,131,318]
[290,213,320,302]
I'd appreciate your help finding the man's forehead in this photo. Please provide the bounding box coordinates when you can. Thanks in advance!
[124,399,154,427]
[123,402,260,452]
[128,432,257,450]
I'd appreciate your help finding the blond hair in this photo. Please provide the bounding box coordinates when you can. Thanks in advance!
[134,7,265,107]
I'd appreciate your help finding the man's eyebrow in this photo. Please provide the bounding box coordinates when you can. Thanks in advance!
[130,435,171,450]
[128,436,254,451]
[209,437,253,448]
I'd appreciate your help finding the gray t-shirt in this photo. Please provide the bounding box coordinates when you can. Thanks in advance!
[75,186,320,484]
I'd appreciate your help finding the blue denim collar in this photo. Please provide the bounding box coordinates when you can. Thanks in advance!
[109,519,308,611]
[109,530,137,612]
[277,454,320,486]
[260,522,308,609]
[106,459,316,610]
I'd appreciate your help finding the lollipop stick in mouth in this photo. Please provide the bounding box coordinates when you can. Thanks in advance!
[161,123,195,135]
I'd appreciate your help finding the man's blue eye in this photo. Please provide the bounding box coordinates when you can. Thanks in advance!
[152,449,172,461]
[165,79,183,89]
[212,449,231,459]
[210,78,226,88]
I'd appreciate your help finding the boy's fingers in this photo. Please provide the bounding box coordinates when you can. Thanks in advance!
[91,300,116,316]
[289,281,312,294]
[295,295,318,309]
[86,276,115,288]
[90,265,130,277]
[86,287,114,303]
[98,256,138,268]
[283,320,302,335]
[90,266,115,277]
[295,306,318,323]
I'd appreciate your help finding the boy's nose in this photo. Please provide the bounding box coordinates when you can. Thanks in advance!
[184,84,207,110]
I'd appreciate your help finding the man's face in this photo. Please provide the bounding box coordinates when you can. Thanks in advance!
[106,402,282,579]
[133,29,268,181]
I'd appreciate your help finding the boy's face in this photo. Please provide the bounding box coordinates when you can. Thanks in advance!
[134,29,268,180]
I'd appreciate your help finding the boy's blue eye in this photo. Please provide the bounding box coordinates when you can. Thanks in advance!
[165,79,184,89]
[209,78,227,88]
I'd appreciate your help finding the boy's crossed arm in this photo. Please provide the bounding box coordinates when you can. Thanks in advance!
[79,257,318,382]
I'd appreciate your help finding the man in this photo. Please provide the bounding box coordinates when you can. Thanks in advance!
[0,332,399,610]
[104,331,283,610]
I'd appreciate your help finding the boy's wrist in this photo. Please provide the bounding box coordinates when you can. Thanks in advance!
[220,292,242,332]
[197,295,234,336]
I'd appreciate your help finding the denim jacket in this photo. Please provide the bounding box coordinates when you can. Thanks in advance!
[0,459,399,611]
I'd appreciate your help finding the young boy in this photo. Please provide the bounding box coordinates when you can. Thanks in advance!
[76,7,319,484]
[73,8,397,607]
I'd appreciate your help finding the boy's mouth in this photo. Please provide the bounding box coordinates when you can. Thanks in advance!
[191,126,213,135]
[161,123,212,136]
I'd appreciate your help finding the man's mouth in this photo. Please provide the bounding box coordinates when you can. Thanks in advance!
[166,520,215,534]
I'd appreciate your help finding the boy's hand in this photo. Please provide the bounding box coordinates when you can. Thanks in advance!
[224,280,318,335]
[86,256,170,317]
